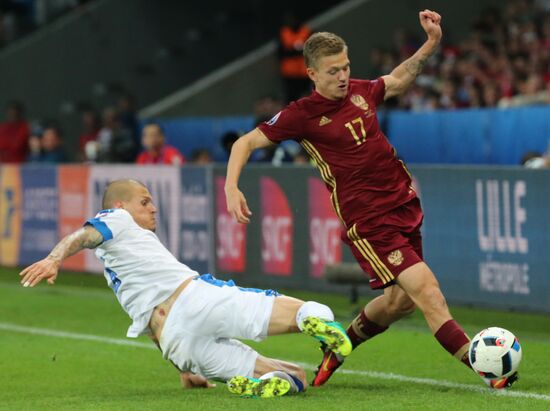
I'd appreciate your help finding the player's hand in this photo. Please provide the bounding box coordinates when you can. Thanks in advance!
[180,372,216,389]
[19,257,60,287]
[419,9,442,43]
[225,187,252,224]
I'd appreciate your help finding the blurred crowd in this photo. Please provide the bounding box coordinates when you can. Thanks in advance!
[0,93,310,166]
[0,96,194,166]
[370,0,550,111]
[2,0,550,166]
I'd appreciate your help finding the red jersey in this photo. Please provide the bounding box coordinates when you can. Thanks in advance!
[0,120,30,163]
[136,145,185,165]
[78,130,100,151]
[258,78,416,227]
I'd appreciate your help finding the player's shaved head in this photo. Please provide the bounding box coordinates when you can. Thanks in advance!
[102,179,147,209]
[304,32,347,69]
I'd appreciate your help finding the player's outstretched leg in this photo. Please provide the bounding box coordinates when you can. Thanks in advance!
[296,302,352,357]
[394,263,518,390]
[300,317,352,357]
[227,370,304,398]
[313,287,414,386]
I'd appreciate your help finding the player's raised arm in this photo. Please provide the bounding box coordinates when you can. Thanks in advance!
[382,9,442,100]
[19,225,103,287]
[225,128,274,224]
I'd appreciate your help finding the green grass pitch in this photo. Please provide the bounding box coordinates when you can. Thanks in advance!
[1,266,549,410]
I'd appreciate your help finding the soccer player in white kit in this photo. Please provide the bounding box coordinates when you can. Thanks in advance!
[19,179,352,398]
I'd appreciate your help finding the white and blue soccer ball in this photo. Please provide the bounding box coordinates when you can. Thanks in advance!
[469,327,522,379]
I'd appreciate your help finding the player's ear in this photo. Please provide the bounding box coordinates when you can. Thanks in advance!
[306,66,317,82]
[112,200,124,209]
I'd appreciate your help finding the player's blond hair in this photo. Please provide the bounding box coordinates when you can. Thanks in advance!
[303,32,347,69]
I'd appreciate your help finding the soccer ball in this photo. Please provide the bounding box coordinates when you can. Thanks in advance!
[469,327,522,379]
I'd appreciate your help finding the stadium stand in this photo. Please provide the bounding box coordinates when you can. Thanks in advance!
[1,0,549,165]
[0,0,340,159]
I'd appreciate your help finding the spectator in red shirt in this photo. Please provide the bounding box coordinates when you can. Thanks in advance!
[136,123,185,165]
[77,108,101,161]
[0,100,30,163]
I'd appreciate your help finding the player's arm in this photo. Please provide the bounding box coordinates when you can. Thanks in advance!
[179,372,217,389]
[225,128,274,224]
[19,225,103,287]
[382,9,442,100]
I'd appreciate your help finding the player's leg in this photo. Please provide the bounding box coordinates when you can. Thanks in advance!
[313,216,422,386]
[159,293,305,398]
[268,295,352,356]
[188,274,351,356]
[174,336,297,398]
[264,294,303,334]
[348,284,415,348]
[228,354,308,397]
[224,343,308,398]
[253,355,307,384]
[345,206,425,347]
[394,261,518,389]
[394,263,518,386]
[312,285,415,386]
[395,261,471,367]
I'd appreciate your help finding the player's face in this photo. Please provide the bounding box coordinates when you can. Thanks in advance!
[142,125,164,151]
[124,185,157,231]
[308,51,350,100]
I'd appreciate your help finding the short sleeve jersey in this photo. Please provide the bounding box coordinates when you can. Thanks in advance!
[258,78,416,226]
[85,208,198,337]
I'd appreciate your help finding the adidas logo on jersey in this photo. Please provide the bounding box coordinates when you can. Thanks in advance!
[319,116,332,126]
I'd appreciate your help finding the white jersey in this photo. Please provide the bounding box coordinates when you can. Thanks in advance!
[85,208,198,338]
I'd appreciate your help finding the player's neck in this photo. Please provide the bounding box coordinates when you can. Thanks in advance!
[314,88,343,101]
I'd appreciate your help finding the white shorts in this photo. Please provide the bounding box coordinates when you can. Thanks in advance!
[159,274,278,381]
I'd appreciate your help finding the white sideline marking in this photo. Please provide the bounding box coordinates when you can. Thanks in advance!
[0,322,156,350]
[1,321,549,401]
[299,365,550,401]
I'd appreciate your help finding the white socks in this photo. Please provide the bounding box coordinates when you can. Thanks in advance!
[260,371,304,393]
[296,301,334,331]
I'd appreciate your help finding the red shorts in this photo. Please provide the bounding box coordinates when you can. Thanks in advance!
[342,198,424,289]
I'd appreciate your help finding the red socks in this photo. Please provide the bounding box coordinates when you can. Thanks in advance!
[434,319,471,368]
[347,309,388,349]
[347,312,471,370]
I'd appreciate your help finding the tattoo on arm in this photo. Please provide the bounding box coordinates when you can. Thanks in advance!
[404,57,427,77]
[47,226,103,263]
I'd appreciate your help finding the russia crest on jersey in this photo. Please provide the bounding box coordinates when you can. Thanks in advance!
[266,111,281,126]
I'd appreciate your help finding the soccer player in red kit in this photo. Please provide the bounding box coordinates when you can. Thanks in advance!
[225,10,517,390]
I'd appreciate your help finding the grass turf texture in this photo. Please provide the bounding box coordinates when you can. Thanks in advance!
[1,266,549,410]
